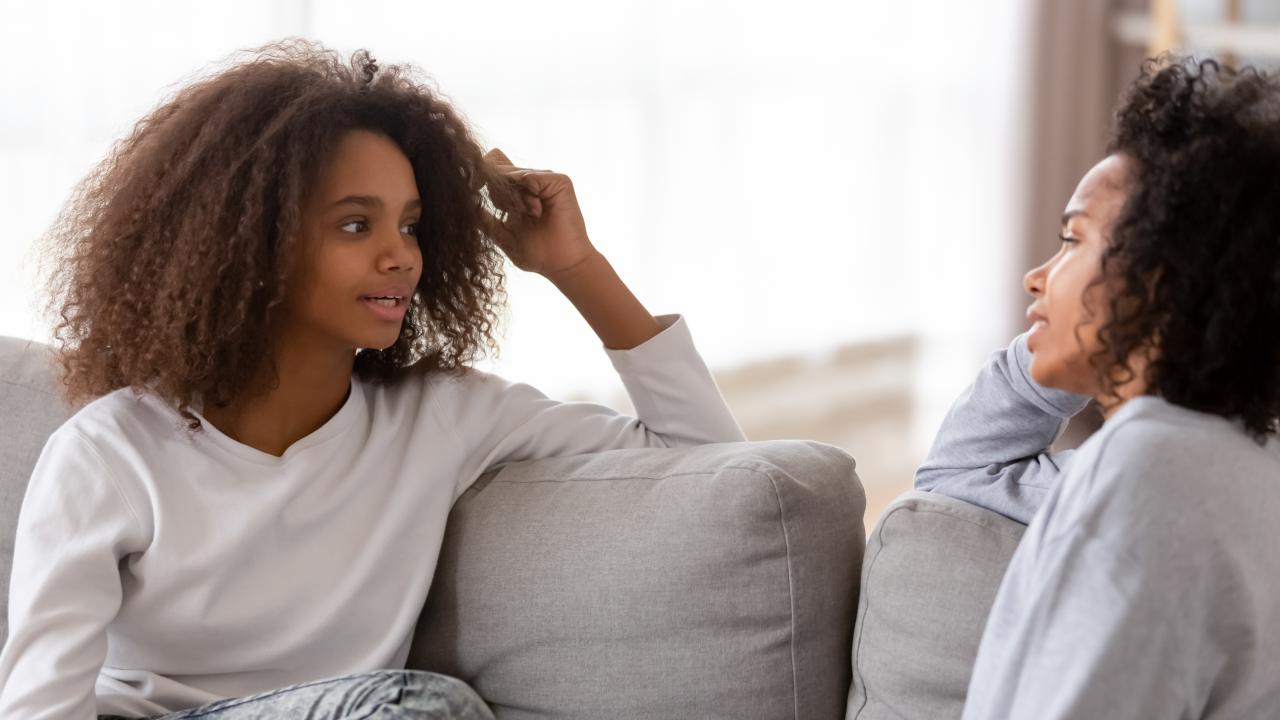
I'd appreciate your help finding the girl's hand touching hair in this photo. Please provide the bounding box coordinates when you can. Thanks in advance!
[480,147,662,350]
[482,148,599,281]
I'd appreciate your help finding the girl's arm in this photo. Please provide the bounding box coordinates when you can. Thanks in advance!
[914,333,1092,524]
[545,249,662,351]
[438,151,743,493]
[482,148,664,351]
[0,428,152,719]
[441,310,744,498]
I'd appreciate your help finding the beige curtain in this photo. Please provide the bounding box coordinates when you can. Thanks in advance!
[1019,0,1138,446]
[1016,0,1117,317]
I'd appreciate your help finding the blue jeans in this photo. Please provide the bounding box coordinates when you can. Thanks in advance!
[98,670,494,719]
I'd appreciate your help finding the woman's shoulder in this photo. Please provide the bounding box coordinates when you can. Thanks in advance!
[1085,395,1270,470]
[1053,395,1279,543]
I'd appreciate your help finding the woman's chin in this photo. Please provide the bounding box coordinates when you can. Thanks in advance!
[1029,352,1095,397]
[1028,352,1063,390]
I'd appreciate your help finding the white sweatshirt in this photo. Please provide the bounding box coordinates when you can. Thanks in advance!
[0,314,745,718]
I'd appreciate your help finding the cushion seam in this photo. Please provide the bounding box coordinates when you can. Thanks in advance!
[849,500,897,719]
[487,461,786,485]
[760,468,800,720]
[893,502,1027,539]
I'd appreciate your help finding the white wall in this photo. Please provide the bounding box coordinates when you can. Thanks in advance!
[0,0,1034,452]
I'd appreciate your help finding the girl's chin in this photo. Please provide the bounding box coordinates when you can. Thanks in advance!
[353,332,402,353]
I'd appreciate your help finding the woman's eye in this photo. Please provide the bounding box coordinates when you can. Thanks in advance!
[340,219,368,233]
[401,221,419,237]
[1058,233,1078,247]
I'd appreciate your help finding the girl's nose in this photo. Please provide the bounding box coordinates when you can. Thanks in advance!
[380,232,417,274]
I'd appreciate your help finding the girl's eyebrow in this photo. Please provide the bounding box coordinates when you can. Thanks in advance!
[330,195,423,211]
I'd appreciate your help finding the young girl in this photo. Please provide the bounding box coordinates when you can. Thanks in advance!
[918,57,1280,717]
[0,40,743,718]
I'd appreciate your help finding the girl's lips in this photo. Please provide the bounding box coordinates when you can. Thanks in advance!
[360,296,408,322]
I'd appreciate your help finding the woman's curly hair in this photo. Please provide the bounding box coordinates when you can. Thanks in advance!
[41,38,519,425]
[1093,55,1280,440]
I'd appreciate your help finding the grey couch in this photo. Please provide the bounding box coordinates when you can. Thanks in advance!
[0,335,1027,719]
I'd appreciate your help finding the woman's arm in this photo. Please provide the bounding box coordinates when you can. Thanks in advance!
[914,333,1091,523]
[0,428,152,719]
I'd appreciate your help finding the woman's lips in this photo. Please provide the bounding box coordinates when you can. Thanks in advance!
[1026,308,1048,349]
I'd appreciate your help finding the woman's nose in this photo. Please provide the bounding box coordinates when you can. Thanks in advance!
[1023,260,1047,297]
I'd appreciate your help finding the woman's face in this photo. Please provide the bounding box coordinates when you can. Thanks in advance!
[1024,153,1131,396]
[285,129,424,353]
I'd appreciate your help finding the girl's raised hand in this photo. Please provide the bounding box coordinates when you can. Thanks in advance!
[483,148,597,279]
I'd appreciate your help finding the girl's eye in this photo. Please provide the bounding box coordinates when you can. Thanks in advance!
[1058,233,1079,247]
[338,219,418,236]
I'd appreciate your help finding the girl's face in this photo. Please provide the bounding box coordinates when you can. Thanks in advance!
[286,129,424,353]
[1024,153,1131,396]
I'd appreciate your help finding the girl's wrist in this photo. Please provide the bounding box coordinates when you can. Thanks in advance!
[544,247,606,287]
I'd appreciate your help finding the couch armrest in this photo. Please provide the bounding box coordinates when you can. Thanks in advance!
[846,490,1026,720]
[0,337,77,648]
[409,440,865,720]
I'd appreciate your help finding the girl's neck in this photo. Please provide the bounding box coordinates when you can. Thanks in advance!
[202,329,355,457]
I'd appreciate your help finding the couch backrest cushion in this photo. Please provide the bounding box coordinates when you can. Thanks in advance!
[0,337,77,645]
[846,490,1026,720]
[410,440,866,720]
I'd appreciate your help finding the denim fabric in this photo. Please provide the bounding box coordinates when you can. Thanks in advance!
[97,670,493,720]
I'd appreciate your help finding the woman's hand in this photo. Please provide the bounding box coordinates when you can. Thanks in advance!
[482,148,598,280]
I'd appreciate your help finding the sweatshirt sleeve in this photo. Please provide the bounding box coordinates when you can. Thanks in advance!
[914,333,1091,523]
[446,314,745,493]
[0,427,152,720]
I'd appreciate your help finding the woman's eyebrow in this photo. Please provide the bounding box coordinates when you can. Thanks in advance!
[1061,209,1089,227]
[330,195,422,210]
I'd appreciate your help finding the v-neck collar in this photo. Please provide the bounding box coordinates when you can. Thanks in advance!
[188,378,365,466]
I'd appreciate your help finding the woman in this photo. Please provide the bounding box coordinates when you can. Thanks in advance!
[0,40,744,718]
[918,57,1280,717]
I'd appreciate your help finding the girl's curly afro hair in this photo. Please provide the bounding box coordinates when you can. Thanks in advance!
[1096,55,1280,440]
[40,38,520,425]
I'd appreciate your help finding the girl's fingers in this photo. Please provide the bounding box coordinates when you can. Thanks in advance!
[484,147,514,168]
[521,192,543,218]
[479,204,518,246]
[484,148,561,221]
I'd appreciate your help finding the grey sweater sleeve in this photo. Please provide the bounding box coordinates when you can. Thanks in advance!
[914,333,1091,524]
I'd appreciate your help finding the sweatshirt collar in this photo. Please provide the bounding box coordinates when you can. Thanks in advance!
[187,378,366,466]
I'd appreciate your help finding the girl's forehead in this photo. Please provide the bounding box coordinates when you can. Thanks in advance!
[314,130,418,203]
